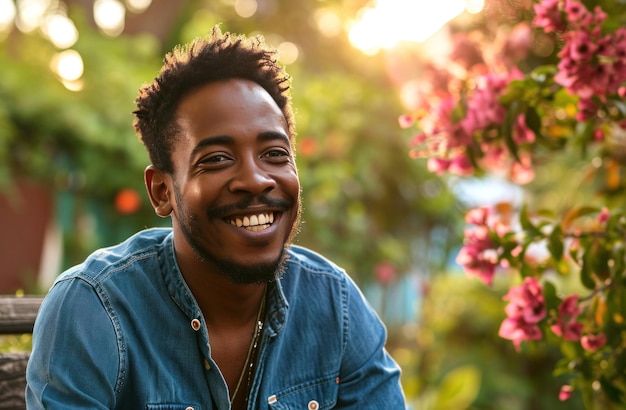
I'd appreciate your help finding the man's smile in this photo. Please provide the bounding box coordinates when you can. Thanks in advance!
[227,212,276,232]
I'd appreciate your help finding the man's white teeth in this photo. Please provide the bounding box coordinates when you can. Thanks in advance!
[230,213,274,229]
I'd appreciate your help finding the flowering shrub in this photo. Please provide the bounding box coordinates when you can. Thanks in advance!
[402,0,626,407]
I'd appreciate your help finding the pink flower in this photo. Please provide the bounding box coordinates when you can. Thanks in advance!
[481,143,507,171]
[559,385,574,401]
[566,30,597,61]
[448,154,474,176]
[456,219,500,287]
[513,114,535,144]
[398,114,414,129]
[426,157,450,174]
[564,0,592,26]
[449,33,484,69]
[533,0,565,33]
[581,333,607,352]
[503,278,546,323]
[499,278,546,350]
[550,295,583,341]
[510,155,535,185]
[551,3,626,106]
[598,207,609,223]
[593,129,605,141]
[559,294,581,316]
[456,241,498,287]
[409,133,426,147]
[464,71,520,132]
[575,97,597,121]
[499,317,543,351]
[465,207,489,225]
[551,320,583,341]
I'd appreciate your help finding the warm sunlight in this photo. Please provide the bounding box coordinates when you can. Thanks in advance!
[349,0,484,54]
[0,0,16,34]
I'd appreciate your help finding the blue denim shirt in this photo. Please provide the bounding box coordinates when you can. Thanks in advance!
[26,228,406,409]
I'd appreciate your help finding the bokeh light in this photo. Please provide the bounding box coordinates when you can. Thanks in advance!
[94,0,125,36]
[465,0,485,14]
[51,49,83,81]
[314,8,342,38]
[16,0,53,33]
[41,12,78,48]
[234,0,256,18]
[0,0,17,34]
[125,0,151,13]
[277,41,298,65]
[51,49,85,91]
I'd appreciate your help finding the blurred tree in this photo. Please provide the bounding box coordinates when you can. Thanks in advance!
[400,273,586,410]
[399,0,626,407]
[1,0,463,283]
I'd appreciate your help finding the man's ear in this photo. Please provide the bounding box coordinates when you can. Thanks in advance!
[145,165,173,217]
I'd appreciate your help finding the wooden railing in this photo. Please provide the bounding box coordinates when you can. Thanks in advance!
[0,296,43,410]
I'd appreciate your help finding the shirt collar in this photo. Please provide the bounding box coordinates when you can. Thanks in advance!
[159,230,290,334]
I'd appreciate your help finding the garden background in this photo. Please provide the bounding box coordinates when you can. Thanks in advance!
[1,0,623,408]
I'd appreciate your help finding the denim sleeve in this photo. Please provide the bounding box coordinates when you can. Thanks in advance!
[336,279,407,409]
[26,277,121,409]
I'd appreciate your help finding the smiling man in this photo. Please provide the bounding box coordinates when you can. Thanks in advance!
[26,27,406,409]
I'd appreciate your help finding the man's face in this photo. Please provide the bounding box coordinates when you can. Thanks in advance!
[167,79,301,284]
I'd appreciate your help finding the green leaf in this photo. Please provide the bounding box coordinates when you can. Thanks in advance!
[560,340,581,361]
[434,365,481,410]
[599,375,624,404]
[543,280,559,311]
[577,121,595,157]
[501,101,522,163]
[524,107,541,137]
[498,79,525,105]
[547,225,564,261]
[552,357,574,377]
[530,65,557,83]
[519,205,541,237]
[580,249,596,289]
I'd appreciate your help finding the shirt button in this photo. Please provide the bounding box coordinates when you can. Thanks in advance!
[191,318,201,331]
[308,400,319,410]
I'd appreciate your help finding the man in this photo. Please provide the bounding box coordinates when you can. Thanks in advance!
[26,27,406,409]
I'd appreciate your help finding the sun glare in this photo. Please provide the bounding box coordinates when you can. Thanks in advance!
[349,0,484,54]
[0,0,16,33]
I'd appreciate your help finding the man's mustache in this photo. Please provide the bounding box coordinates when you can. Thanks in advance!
[207,195,293,219]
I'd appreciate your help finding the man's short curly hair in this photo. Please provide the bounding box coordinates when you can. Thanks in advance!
[133,26,295,173]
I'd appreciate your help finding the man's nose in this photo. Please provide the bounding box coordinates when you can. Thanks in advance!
[228,157,276,194]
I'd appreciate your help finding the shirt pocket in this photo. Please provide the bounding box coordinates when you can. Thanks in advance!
[146,404,202,410]
[267,375,338,410]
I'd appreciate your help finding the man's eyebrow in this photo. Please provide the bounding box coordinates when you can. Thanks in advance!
[189,132,291,160]
[258,131,291,145]
[190,135,233,160]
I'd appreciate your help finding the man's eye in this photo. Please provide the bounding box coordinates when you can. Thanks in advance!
[264,149,289,158]
[202,154,229,163]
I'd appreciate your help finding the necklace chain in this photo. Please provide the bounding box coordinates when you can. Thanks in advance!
[230,286,266,405]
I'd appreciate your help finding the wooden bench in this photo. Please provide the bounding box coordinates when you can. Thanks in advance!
[0,296,43,410]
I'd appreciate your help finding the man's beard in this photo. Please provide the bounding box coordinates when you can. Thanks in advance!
[173,182,301,284]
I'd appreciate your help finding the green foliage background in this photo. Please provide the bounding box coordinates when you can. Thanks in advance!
[0,1,461,279]
[0,0,584,407]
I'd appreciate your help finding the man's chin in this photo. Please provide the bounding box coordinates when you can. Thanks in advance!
[215,251,287,285]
